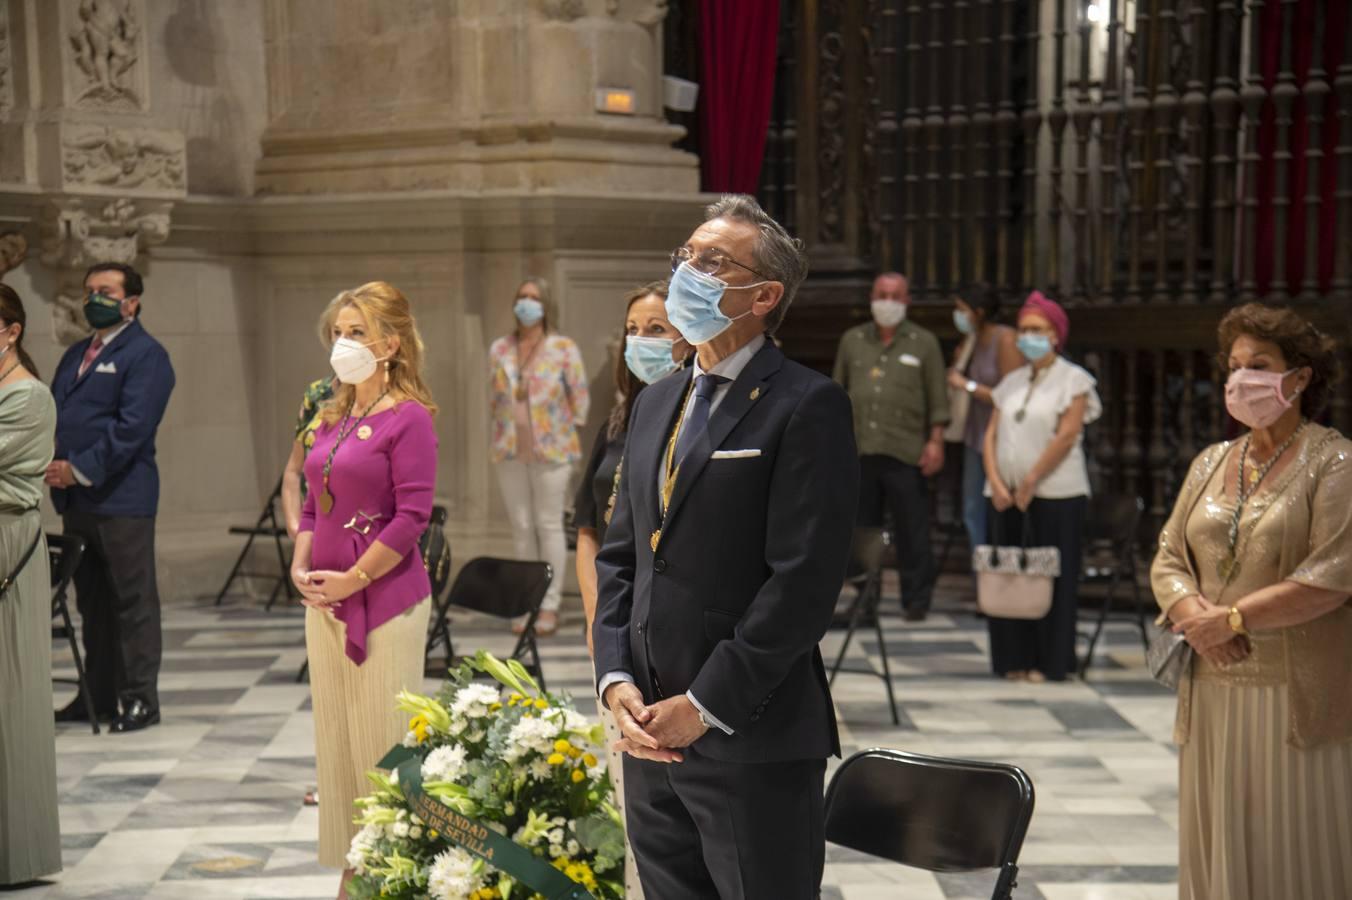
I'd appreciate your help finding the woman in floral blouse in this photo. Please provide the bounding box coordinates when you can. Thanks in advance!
[489,277,589,635]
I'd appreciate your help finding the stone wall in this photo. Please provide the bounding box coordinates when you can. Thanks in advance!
[0,0,706,602]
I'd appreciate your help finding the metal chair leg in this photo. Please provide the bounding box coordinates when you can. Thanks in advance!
[828,591,865,687]
[872,607,900,726]
[59,594,99,735]
[214,532,257,606]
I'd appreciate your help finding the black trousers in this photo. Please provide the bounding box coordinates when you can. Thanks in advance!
[858,454,935,613]
[986,496,1086,681]
[62,512,162,712]
[623,748,826,899]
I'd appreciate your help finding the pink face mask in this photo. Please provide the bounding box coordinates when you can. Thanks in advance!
[1225,368,1296,429]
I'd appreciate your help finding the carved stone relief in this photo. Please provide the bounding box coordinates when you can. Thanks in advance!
[534,0,667,23]
[39,197,171,343]
[61,125,187,193]
[66,0,147,111]
[0,232,27,279]
[0,4,13,118]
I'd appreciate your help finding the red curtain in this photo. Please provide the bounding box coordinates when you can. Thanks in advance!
[697,0,780,194]
[1253,0,1346,295]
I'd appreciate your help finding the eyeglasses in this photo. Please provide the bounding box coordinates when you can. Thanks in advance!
[671,246,770,281]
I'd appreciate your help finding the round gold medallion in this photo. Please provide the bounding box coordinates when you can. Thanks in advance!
[357,425,373,441]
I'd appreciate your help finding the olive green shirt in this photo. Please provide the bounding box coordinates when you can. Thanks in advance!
[832,320,950,465]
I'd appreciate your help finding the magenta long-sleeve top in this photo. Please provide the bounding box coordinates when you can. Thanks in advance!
[299,401,438,664]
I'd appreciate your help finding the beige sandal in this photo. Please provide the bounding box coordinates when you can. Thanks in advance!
[534,611,559,637]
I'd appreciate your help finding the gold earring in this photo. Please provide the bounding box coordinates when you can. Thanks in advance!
[384,359,391,387]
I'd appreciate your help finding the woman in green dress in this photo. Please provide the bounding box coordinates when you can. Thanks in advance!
[1153,303,1351,900]
[0,283,61,885]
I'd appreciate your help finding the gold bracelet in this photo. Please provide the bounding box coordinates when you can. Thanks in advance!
[351,566,372,586]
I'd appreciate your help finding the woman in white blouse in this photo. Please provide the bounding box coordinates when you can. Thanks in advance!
[983,292,1102,682]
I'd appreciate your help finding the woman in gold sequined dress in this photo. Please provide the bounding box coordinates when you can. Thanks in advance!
[1152,304,1352,900]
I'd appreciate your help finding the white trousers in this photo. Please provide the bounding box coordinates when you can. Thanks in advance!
[495,459,571,612]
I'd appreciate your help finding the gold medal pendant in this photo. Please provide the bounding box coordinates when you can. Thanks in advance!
[1217,554,1238,582]
[319,490,334,515]
[357,425,373,441]
[650,530,661,551]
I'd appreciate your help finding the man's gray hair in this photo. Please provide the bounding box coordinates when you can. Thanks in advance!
[704,194,809,334]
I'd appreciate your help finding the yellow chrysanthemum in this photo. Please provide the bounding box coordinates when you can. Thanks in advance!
[571,769,585,783]
[547,753,567,766]
[489,701,502,711]
[582,753,598,767]
[409,714,430,744]
[553,739,572,753]
[534,699,549,710]
[567,745,582,758]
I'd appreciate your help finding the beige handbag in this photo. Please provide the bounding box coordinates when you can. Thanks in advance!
[973,515,1060,620]
[943,335,976,443]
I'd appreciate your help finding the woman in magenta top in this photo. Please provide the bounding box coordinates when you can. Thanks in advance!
[288,281,438,885]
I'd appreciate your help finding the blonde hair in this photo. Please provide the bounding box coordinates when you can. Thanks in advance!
[316,281,438,425]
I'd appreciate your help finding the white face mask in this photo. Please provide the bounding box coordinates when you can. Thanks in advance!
[871,299,907,328]
[330,336,385,385]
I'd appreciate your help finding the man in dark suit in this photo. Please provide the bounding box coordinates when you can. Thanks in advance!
[48,262,175,733]
[592,195,860,898]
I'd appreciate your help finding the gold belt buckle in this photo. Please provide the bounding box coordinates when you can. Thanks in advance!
[342,510,384,535]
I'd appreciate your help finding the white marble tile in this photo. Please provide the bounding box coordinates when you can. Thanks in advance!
[228,684,312,715]
[88,758,180,777]
[1041,885,1177,900]
[60,828,196,884]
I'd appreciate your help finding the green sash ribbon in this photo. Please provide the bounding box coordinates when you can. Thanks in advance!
[378,746,596,900]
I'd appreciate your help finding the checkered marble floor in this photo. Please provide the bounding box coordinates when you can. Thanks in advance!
[18,574,1181,900]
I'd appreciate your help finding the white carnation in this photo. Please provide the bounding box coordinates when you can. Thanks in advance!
[422,744,469,783]
[451,683,501,719]
[345,823,381,873]
[529,759,552,780]
[409,825,423,840]
[392,820,410,838]
[504,715,559,763]
[427,847,483,900]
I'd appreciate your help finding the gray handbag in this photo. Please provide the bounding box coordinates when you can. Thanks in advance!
[1146,620,1192,691]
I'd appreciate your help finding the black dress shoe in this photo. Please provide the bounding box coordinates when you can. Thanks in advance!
[903,607,929,622]
[54,696,115,723]
[110,700,160,733]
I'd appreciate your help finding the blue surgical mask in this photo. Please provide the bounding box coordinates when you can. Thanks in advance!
[624,335,680,384]
[1016,332,1054,363]
[514,297,544,327]
[953,309,974,335]
[665,261,761,346]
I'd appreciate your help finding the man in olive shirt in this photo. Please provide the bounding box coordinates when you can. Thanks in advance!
[832,272,948,620]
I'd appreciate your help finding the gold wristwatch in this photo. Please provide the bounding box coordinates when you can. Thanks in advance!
[1227,605,1248,635]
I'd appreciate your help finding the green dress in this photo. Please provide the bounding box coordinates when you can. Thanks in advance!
[0,378,60,884]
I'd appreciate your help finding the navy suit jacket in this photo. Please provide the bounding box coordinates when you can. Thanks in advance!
[50,319,175,517]
[592,340,860,764]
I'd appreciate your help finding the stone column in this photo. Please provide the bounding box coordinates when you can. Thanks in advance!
[0,0,187,342]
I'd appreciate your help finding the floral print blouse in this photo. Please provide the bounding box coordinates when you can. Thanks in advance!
[489,333,589,464]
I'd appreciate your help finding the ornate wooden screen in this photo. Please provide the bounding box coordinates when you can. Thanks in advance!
[762,0,1352,536]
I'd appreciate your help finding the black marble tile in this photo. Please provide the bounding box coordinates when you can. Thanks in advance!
[1044,701,1136,732]
[58,774,162,804]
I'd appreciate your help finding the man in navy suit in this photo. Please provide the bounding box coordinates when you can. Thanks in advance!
[48,262,175,733]
[592,195,860,898]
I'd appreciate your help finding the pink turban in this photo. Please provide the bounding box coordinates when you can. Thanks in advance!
[1019,291,1069,348]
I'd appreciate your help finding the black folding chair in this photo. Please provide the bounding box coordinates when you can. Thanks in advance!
[828,527,900,725]
[424,557,553,690]
[215,476,294,609]
[825,748,1036,900]
[419,505,454,661]
[1077,494,1147,677]
[49,533,99,735]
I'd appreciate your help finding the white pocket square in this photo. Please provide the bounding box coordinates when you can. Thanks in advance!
[94,361,117,374]
[711,449,762,459]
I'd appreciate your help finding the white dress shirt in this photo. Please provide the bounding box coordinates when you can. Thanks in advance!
[599,333,768,736]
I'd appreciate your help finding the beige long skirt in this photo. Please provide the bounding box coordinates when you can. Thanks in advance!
[596,697,644,899]
[1179,679,1352,900]
[307,599,430,869]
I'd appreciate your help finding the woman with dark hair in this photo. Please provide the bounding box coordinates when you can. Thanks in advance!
[1153,303,1351,900]
[947,283,1020,548]
[489,276,589,635]
[573,279,687,900]
[0,284,62,885]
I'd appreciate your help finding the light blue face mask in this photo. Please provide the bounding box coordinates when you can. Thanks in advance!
[665,261,762,346]
[514,297,544,327]
[1016,332,1054,362]
[624,335,680,384]
[953,309,974,335]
